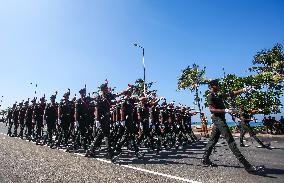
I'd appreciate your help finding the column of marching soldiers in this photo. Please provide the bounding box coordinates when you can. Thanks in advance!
[5,83,200,161]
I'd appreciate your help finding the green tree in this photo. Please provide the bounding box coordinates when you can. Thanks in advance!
[205,44,284,115]
[130,79,156,97]
[249,43,284,78]
[177,63,208,119]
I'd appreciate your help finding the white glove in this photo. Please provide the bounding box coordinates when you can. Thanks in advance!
[225,109,232,113]
[258,109,263,112]
[58,119,61,125]
[225,108,237,113]
[95,120,101,128]
[121,120,125,127]
[242,86,254,93]
[75,121,79,128]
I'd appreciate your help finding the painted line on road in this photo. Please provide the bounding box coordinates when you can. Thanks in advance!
[74,152,201,183]
[1,132,202,183]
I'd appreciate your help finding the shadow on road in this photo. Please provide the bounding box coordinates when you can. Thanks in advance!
[251,167,284,179]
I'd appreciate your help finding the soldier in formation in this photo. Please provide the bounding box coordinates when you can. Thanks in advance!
[5,79,270,174]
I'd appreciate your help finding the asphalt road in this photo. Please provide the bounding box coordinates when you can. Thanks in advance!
[0,122,284,183]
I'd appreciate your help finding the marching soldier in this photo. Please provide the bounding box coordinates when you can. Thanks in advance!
[7,104,15,136]
[25,98,35,140]
[239,105,270,149]
[115,90,143,159]
[34,96,46,144]
[12,102,20,137]
[202,79,264,173]
[74,88,92,150]
[18,101,27,138]
[137,97,154,149]
[44,95,58,147]
[86,83,115,159]
[57,91,73,147]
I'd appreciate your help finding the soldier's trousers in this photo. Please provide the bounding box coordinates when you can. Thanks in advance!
[18,120,25,137]
[139,120,154,148]
[203,116,251,168]
[13,120,19,136]
[116,118,139,153]
[78,119,88,148]
[240,121,264,146]
[47,122,56,144]
[7,120,13,135]
[184,123,198,141]
[26,121,33,139]
[35,121,43,140]
[57,119,71,145]
[90,115,112,156]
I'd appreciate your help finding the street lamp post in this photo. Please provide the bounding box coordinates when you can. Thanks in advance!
[134,43,146,96]
[0,96,3,108]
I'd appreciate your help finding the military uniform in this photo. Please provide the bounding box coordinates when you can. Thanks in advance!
[183,110,197,142]
[58,98,73,146]
[25,104,34,140]
[202,91,252,169]
[151,105,162,152]
[240,110,265,147]
[44,100,58,145]
[12,105,19,136]
[7,107,14,136]
[116,97,141,156]
[137,101,154,148]
[88,91,115,158]
[34,102,46,142]
[76,96,93,149]
[18,103,27,138]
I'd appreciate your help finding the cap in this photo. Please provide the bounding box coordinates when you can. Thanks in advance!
[31,98,36,103]
[79,88,86,94]
[50,95,56,100]
[63,91,70,98]
[99,83,108,91]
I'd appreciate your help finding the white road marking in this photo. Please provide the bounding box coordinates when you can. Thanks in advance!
[74,152,201,182]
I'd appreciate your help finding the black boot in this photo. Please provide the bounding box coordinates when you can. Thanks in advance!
[202,151,217,167]
[245,165,265,174]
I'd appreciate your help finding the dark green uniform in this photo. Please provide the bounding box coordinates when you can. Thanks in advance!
[116,97,140,155]
[88,93,115,158]
[58,100,73,146]
[34,103,46,141]
[76,97,93,149]
[18,105,27,138]
[45,103,58,145]
[203,91,251,168]
[25,105,34,140]
[7,107,13,136]
[240,110,265,147]
[12,106,19,136]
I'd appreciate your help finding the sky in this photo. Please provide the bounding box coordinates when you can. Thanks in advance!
[0,0,283,122]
